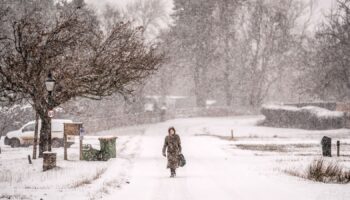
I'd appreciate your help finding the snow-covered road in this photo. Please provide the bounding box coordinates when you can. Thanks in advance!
[106,117,350,200]
[2,116,350,200]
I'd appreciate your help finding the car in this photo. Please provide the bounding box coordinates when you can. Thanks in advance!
[4,119,75,148]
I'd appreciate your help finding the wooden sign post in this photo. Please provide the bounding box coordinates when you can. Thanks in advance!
[63,122,83,160]
[79,126,85,160]
[337,140,340,157]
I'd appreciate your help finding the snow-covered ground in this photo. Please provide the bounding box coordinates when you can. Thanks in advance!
[1,116,350,200]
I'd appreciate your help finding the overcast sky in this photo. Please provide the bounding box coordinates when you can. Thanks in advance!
[313,0,335,18]
[84,0,336,29]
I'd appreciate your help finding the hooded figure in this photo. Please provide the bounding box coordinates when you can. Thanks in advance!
[162,127,182,177]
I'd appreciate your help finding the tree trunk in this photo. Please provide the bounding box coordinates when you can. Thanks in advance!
[220,0,234,107]
[224,71,232,107]
[32,113,39,159]
[194,63,207,108]
[194,81,207,107]
[39,114,51,158]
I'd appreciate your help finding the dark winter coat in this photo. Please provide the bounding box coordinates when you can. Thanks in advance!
[162,134,182,169]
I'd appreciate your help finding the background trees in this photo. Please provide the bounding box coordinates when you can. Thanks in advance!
[238,0,307,107]
[160,0,312,109]
[214,0,244,107]
[305,0,350,100]
[169,0,217,107]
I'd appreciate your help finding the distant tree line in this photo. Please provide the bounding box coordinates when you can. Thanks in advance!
[147,0,350,108]
[142,0,312,109]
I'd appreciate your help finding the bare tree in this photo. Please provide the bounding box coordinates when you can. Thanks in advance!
[234,0,309,107]
[307,0,350,100]
[99,0,174,113]
[0,0,163,157]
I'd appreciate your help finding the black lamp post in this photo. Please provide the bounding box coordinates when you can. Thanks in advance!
[45,72,55,97]
[45,72,55,151]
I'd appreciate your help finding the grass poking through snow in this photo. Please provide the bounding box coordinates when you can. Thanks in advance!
[285,158,350,184]
[70,167,107,188]
[235,144,315,153]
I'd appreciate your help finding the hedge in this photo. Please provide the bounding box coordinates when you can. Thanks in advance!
[261,105,345,130]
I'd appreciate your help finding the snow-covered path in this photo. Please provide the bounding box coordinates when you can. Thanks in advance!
[106,118,350,200]
[2,116,350,200]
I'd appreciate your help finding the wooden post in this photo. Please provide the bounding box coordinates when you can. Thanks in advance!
[79,126,84,161]
[79,138,83,160]
[64,122,83,161]
[43,152,56,171]
[337,140,340,157]
[231,129,234,140]
[64,133,68,160]
[32,113,39,159]
[28,155,32,164]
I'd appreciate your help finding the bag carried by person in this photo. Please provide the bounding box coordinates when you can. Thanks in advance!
[178,153,186,167]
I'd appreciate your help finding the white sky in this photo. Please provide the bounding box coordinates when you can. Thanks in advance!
[85,0,125,9]
[84,0,335,33]
[312,0,335,19]
[85,0,335,22]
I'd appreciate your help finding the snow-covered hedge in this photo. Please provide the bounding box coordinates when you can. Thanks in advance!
[284,102,337,111]
[261,105,345,130]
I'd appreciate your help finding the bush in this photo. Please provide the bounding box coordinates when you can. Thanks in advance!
[285,159,350,184]
[307,159,350,183]
[261,105,345,130]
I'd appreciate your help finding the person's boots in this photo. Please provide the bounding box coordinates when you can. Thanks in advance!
[170,169,176,178]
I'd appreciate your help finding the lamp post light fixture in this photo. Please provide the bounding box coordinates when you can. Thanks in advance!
[45,72,56,95]
[45,72,56,151]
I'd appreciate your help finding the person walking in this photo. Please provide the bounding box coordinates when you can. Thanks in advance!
[162,127,182,178]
